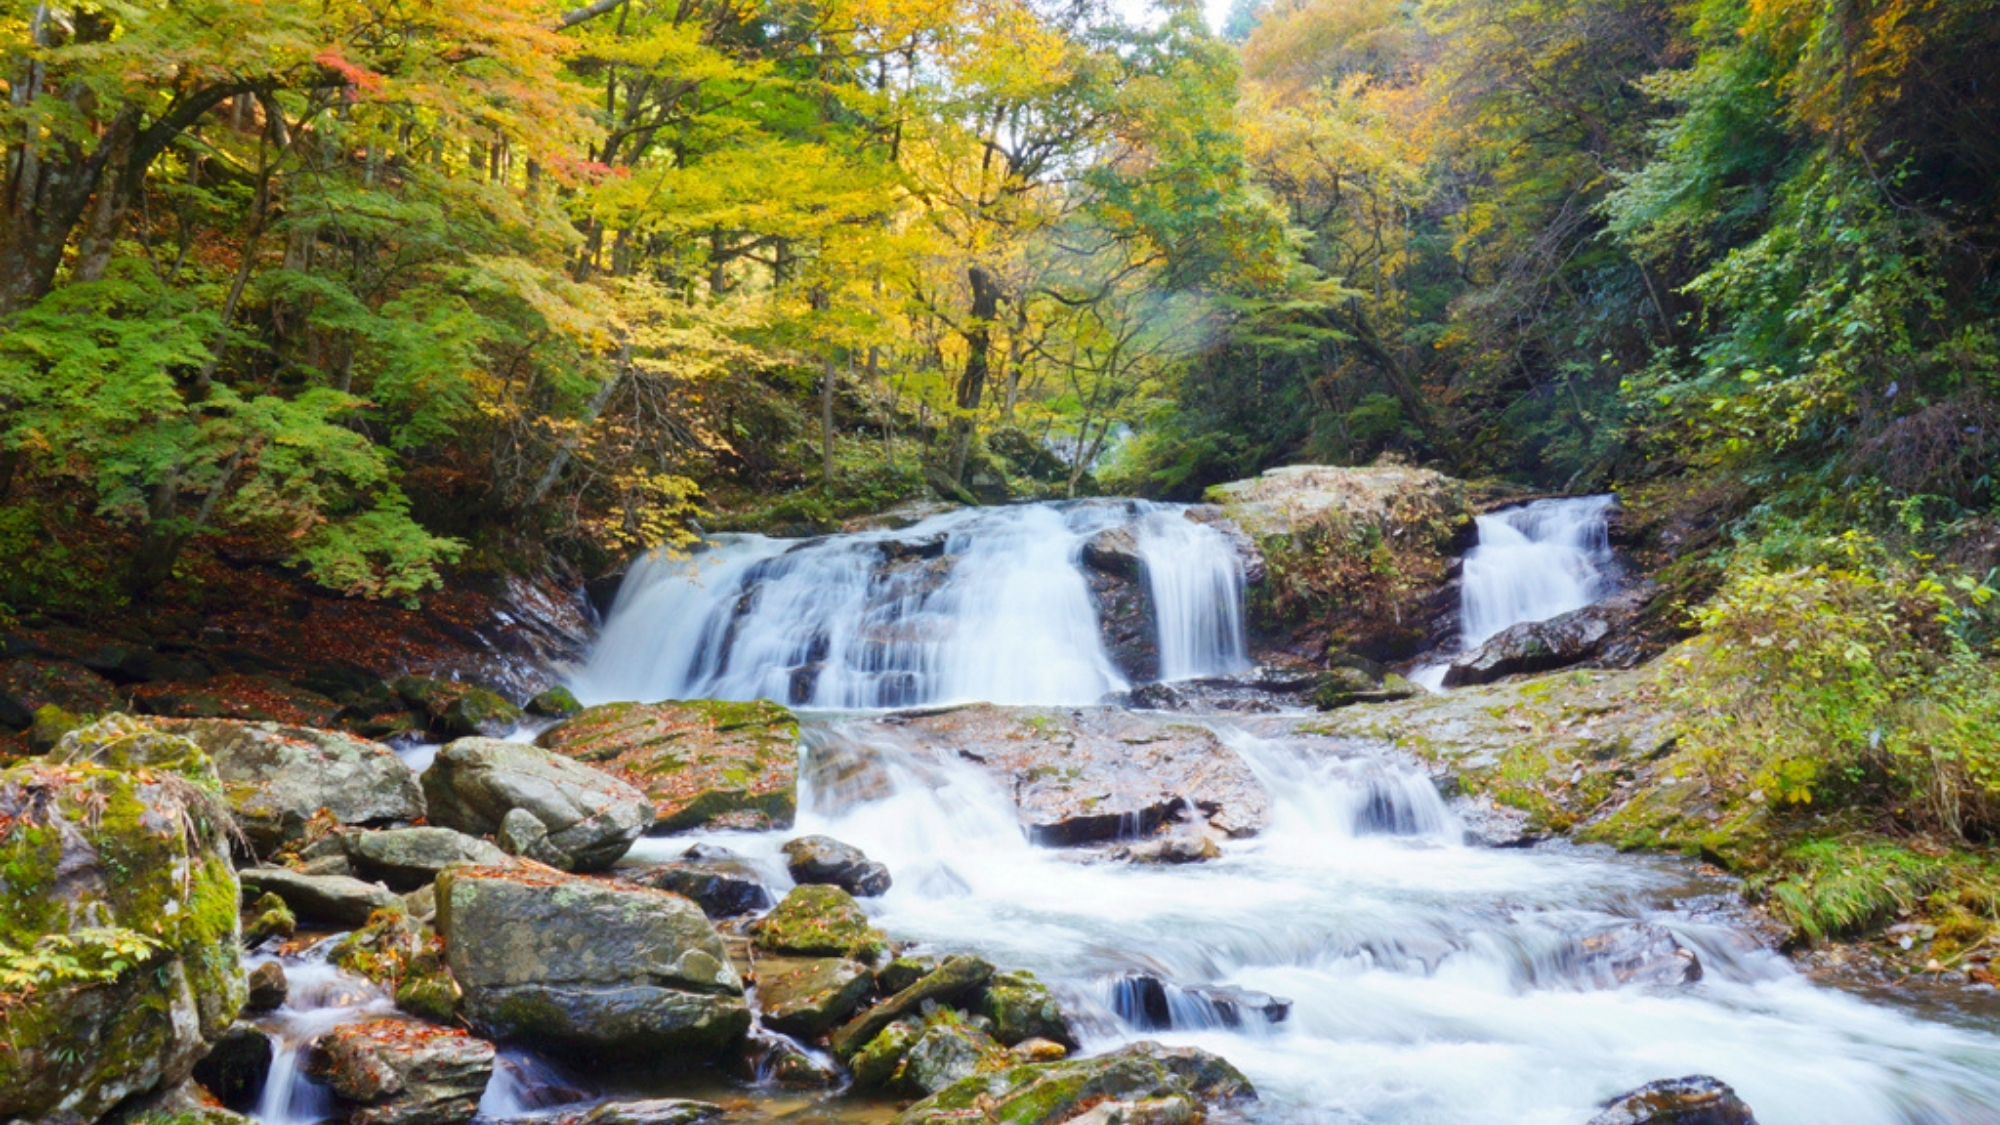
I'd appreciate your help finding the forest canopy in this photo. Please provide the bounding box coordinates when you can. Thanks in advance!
[1,0,1995,608]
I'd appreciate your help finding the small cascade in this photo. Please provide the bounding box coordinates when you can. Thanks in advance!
[1132,508,1249,681]
[479,1049,589,1118]
[574,502,1251,709]
[1458,495,1618,648]
[247,945,395,1125]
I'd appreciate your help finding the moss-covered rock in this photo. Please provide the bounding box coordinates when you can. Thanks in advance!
[893,1042,1254,1125]
[394,676,523,739]
[0,657,123,731]
[538,699,798,832]
[243,892,297,947]
[0,715,246,1124]
[978,971,1075,1048]
[754,956,874,1039]
[829,955,993,1060]
[898,1018,1009,1095]
[849,1019,923,1089]
[525,685,582,718]
[751,884,887,961]
[308,1018,495,1125]
[27,703,87,753]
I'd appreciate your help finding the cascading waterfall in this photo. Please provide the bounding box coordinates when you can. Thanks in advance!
[573,501,1248,707]
[1133,508,1249,681]
[1458,495,1618,647]
[247,946,396,1125]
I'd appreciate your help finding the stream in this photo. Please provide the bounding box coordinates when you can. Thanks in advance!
[253,498,2000,1125]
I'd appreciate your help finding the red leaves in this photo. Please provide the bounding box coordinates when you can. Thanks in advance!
[314,49,387,95]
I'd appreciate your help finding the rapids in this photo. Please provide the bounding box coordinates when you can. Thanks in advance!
[248,499,2000,1125]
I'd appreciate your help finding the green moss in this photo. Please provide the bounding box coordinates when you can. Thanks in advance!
[851,1019,922,1088]
[243,893,297,946]
[752,885,887,959]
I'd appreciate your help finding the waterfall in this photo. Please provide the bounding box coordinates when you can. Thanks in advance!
[1457,495,1618,648]
[573,502,1248,709]
[1133,508,1249,681]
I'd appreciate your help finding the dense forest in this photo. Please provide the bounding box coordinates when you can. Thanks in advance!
[4,0,2000,882]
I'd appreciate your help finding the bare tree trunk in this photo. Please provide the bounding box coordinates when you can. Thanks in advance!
[947,265,1001,482]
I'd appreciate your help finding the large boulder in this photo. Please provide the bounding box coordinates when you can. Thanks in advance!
[0,657,122,730]
[894,1042,1253,1125]
[752,885,889,961]
[978,971,1076,1047]
[421,739,648,872]
[434,865,751,1058]
[898,1021,1008,1096]
[0,717,246,1123]
[393,676,523,740]
[238,867,402,927]
[1587,1076,1758,1125]
[538,699,799,832]
[308,1019,495,1125]
[155,718,425,857]
[782,835,892,897]
[343,827,509,892]
[880,705,1269,844]
[754,957,875,1039]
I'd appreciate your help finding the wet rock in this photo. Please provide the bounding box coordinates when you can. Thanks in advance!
[538,699,799,832]
[977,971,1076,1047]
[755,957,875,1039]
[783,834,892,897]
[735,1034,842,1088]
[27,702,86,753]
[851,1018,923,1086]
[243,892,298,946]
[1312,655,1420,709]
[567,1099,723,1125]
[877,955,937,995]
[0,657,122,730]
[192,1023,274,1110]
[894,1041,1252,1125]
[344,827,509,892]
[627,852,774,918]
[328,909,458,1022]
[1122,833,1220,865]
[1082,525,1143,580]
[308,1019,495,1125]
[1181,506,1265,584]
[1009,1038,1069,1063]
[435,865,751,1058]
[899,1021,1008,1095]
[752,885,889,961]
[882,705,1269,845]
[830,955,995,1060]
[239,868,402,927]
[0,717,247,1124]
[113,1078,257,1125]
[1066,1097,1194,1125]
[1086,563,1159,685]
[154,718,425,857]
[1587,1075,1758,1125]
[1569,923,1702,989]
[394,675,524,739]
[421,738,649,872]
[525,685,582,718]
[247,961,289,1012]
[1443,584,1656,687]
[1110,976,1290,1030]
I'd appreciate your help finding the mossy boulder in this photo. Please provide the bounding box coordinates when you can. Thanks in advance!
[751,885,887,961]
[27,703,87,753]
[850,1019,923,1088]
[434,865,751,1058]
[538,699,799,832]
[829,955,994,1060]
[898,1019,1009,1096]
[525,686,582,718]
[243,892,297,946]
[893,1042,1254,1125]
[0,716,246,1124]
[394,676,524,739]
[421,738,649,872]
[0,657,122,730]
[155,718,425,857]
[978,971,1075,1048]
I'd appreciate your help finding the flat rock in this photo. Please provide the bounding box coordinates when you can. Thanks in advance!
[881,705,1269,844]
[1443,583,1657,687]
[344,827,508,891]
[308,1019,495,1125]
[422,738,649,872]
[1587,1075,1758,1125]
[893,1041,1252,1125]
[754,957,874,1039]
[565,1099,723,1125]
[539,699,799,832]
[435,865,750,1058]
[239,867,402,927]
[155,718,424,857]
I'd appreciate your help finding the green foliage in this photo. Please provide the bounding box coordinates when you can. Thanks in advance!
[0,927,165,992]
[1666,541,2000,840]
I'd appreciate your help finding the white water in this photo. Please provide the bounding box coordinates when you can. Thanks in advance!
[1133,509,1250,681]
[1459,496,1618,648]
[247,943,397,1125]
[1411,495,1619,690]
[573,502,1248,707]
[631,718,2000,1125]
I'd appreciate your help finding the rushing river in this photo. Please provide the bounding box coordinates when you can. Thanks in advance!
[255,498,2000,1125]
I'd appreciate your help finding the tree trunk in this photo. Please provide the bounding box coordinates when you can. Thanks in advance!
[947,265,1001,483]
